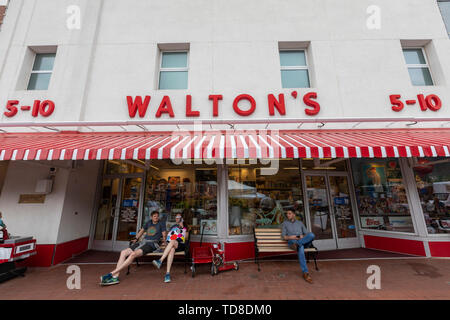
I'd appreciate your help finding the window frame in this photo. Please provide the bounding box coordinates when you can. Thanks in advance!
[279,49,311,89]
[27,52,56,91]
[157,50,189,90]
[438,0,450,38]
[402,47,435,86]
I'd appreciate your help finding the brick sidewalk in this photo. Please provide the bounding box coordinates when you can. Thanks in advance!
[1,258,449,300]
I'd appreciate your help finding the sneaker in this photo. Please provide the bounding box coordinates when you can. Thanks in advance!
[101,276,120,286]
[164,273,171,283]
[100,273,112,283]
[152,259,162,269]
[302,272,313,284]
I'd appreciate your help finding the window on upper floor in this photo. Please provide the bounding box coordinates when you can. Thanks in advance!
[438,0,450,37]
[27,53,56,90]
[402,48,434,86]
[158,51,189,90]
[279,50,310,88]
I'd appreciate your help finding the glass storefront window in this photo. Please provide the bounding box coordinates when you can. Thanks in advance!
[302,158,347,171]
[413,158,450,234]
[104,160,144,174]
[351,158,414,233]
[227,159,304,235]
[144,160,217,236]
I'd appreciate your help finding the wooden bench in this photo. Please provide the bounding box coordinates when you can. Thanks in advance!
[126,233,190,275]
[253,228,319,272]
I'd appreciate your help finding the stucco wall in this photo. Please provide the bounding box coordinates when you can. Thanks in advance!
[0,0,448,129]
[0,161,69,244]
[56,160,100,244]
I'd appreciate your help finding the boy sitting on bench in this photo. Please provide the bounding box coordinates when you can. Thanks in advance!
[100,210,166,286]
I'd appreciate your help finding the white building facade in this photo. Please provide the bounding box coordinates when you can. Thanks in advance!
[0,0,449,266]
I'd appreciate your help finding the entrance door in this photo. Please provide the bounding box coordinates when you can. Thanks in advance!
[304,173,359,250]
[92,174,144,251]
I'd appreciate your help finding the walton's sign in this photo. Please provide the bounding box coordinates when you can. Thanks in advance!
[126,92,320,119]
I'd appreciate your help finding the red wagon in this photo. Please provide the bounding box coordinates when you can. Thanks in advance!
[190,223,238,277]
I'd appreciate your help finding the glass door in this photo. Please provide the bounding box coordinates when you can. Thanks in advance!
[305,174,337,250]
[304,173,359,250]
[114,176,143,250]
[328,174,359,249]
[92,174,144,251]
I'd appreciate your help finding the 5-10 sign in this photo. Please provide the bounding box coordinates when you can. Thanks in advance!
[4,100,55,118]
[389,94,442,112]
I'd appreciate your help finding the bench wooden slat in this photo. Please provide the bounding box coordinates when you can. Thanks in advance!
[256,236,283,239]
[255,232,281,235]
[257,243,289,247]
[257,239,285,243]
[255,228,281,232]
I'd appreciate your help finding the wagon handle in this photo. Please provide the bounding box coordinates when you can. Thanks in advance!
[200,222,207,247]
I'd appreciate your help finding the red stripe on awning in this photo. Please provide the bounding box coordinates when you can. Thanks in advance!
[0,129,448,161]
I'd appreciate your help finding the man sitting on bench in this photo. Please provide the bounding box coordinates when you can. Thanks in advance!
[281,210,315,284]
[100,210,166,286]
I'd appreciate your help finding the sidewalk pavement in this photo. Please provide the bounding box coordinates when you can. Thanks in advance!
[1,257,449,300]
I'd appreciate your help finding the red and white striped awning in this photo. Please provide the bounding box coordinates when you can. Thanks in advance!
[0,129,449,161]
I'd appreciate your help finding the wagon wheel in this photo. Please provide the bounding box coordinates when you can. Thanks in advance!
[191,264,196,278]
[211,263,217,276]
[213,255,223,268]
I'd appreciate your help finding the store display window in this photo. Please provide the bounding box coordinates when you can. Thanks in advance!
[227,159,305,235]
[144,160,217,236]
[413,158,450,234]
[104,160,144,174]
[351,159,414,233]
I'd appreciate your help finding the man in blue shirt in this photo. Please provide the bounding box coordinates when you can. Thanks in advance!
[281,210,315,283]
[100,210,166,286]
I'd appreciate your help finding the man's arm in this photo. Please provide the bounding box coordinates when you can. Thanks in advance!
[133,228,145,242]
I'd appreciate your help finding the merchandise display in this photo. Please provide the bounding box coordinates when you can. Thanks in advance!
[351,159,414,233]
[414,158,450,234]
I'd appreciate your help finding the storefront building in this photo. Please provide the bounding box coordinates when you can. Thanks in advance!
[0,0,449,267]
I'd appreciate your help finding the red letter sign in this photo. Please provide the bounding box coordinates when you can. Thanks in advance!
[155,96,175,118]
[186,95,200,117]
[390,95,404,112]
[39,100,55,117]
[4,100,19,117]
[233,94,256,116]
[209,95,223,117]
[425,94,442,111]
[303,92,320,116]
[127,96,151,118]
[268,94,286,116]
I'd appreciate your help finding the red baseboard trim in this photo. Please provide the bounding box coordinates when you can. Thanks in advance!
[363,235,426,256]
[53,237,90,265]
[428,241,450,257]
[16,236,90,267]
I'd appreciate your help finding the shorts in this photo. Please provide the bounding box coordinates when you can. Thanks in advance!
[175,242,186,252]
[130,241,157,255]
